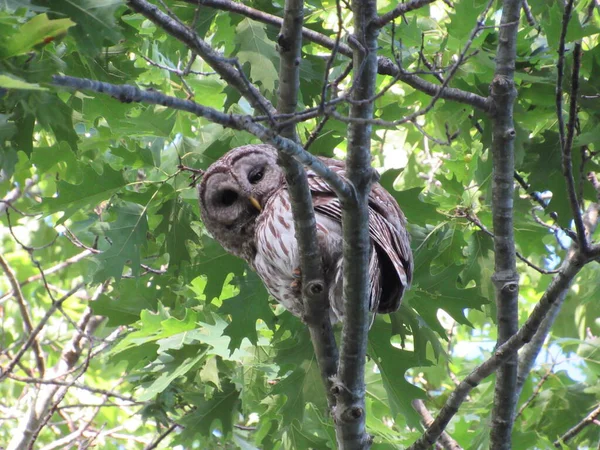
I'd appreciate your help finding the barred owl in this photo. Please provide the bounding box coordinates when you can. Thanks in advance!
[198,144,413,323]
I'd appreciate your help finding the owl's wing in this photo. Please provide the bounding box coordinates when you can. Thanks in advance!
[308,162,413,314]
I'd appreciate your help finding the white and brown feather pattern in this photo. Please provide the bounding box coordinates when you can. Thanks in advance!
[198,144,413,324]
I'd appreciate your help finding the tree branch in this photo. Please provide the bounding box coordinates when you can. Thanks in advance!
[0,254,45,377]
[554,402,600,447]
[127,0,275,116]
[276,0,339,407]
[412,400,462,450]
[184,0,491,112]
[51,75,352,201]
[331,0,379,446]
[331,3,497,128]
[0,283,85,382]
[407,246,591,450]
[370,0,437,29]
[564,43,588,250]
[0,249,93,304]
[516,200,600,396]
[8,298,105,450]
[488,1,523,448]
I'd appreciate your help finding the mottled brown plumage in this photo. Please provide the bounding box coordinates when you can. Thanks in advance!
[198,144,413,323]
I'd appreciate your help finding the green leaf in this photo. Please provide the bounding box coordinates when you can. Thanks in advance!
[155,195,199,270]
[40,164,127,222]
[31,142,82,183]
[179,381,240,438]
[191,235,247,302]
[284,420,330,449]
[407,229,489,332]
[219,271,275,352]
[38,0,123,55]
[91,201,149,281]
[0,75,47,91]
[270,361,329,426]
[0,13,75,58]
[380,170,443,225]
[235,18,279,93]
[368,320,428,428]
[138,346,206,401]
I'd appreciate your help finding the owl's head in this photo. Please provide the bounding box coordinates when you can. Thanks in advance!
[198,144,284,258]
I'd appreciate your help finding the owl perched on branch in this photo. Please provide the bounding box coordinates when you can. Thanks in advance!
[198,144,413,323]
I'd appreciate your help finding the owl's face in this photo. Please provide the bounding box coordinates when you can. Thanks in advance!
[198,145,284,259]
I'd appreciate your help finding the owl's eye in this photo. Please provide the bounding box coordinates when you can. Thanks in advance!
[248,167,265,184]
[219,189,238,206]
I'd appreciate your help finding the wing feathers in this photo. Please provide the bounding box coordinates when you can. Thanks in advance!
[307,160,413,314]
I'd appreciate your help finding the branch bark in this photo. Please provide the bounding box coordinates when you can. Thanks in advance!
[407,246,591,449]
[51,75,352,201]
[516,200,600,396]
[184,0,491,112]
[276,0,339,407]
[0,249,93,304]
[488,0,523,448]
[331,0,379,447]
[370,0,437,29]
[412,400,462,450]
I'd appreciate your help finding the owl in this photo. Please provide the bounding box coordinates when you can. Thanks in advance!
[198,144,413,323]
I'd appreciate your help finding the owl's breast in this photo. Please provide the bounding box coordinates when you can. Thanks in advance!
[253,190,304,317]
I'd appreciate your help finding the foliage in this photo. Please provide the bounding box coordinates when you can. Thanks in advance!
[0,0,599,449]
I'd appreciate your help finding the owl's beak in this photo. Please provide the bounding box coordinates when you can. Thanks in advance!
[249,196,262,212]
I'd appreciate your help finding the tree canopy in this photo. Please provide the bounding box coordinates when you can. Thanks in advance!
[0,0,600,449]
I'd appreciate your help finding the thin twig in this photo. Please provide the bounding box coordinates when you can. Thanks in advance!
[331,0,496,127]
[0,283,85,381]
[144,423,179,450]
[185,0,491,112]
[554,403,600,447]
[515,366,554,418]
[461,211,559,275]
[562,42,588,251]
[0,255,46,376]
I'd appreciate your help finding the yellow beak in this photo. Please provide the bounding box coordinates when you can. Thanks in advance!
[249,196,262,212]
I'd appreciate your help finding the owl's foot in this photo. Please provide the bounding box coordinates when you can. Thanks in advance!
[290,267,302,293]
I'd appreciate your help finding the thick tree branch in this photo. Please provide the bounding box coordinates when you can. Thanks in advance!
[331,0,378,447]
[412,400,462,450]
[516,200,600,395]
[51,75,352,200]
[408,247,592,450]
[332,4,497,128]
[276,0,339,407]
[488,1,522,448]
[184,0,491,112]
[127,0,275,116]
